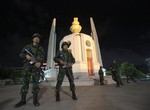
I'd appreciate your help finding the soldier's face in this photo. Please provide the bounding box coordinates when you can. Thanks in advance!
[33,37,40,44]
[113,59,116,63]
[63,45,68,50]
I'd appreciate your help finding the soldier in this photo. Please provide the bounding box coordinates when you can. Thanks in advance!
[98,66,105,85]
[15,33,45,107]
[110,59,124,87]
[53,41,77,101]
[124,64,136,83]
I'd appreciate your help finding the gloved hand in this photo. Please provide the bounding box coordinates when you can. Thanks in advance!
[34,62,41,68]
[26,55,32,61]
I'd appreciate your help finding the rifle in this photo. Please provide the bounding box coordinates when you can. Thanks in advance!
[24,48,45,80]
[24,48,37,65]
[57,53,74,80]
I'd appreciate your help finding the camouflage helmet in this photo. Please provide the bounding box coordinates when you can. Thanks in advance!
[61,41,71,49]
[32,33,41,40]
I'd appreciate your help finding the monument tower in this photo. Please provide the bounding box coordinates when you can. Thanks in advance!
[59,17,103,78]
[46,17,103,83]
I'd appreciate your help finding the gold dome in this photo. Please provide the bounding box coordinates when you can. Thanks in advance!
[70,17,82,33]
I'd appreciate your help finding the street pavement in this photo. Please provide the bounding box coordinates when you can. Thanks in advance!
[0,80,150,110]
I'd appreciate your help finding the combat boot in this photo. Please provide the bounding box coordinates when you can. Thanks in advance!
[15,94,26,107]
[33,94,40,106]
[56,91,60,102]
[72,90,77,100]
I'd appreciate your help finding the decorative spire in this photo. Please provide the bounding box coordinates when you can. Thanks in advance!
[70,17,82,33]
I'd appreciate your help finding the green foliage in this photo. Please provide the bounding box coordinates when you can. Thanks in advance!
[119,62,146,78]
[0,66,22,84]
[9,69,22,83]
[106,70,112,75]
[0,66,11,79]
[105,61,146,79]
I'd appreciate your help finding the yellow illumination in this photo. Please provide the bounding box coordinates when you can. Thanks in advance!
[70,17,82,33]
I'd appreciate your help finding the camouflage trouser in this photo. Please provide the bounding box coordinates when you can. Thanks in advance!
[56,67,75,91]
[20,64,40,95]
[112,72,120,86]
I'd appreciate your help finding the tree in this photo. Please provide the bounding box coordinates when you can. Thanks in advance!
[119,62,145,78]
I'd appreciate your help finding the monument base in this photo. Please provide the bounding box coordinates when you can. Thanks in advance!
[42,68,115,86]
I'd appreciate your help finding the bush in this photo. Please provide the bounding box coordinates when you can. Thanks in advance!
[119,62,146,78]
[105,62,146,79]
[0,66,23,84]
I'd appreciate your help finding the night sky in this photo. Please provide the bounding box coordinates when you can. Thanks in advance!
[0,0,150,70]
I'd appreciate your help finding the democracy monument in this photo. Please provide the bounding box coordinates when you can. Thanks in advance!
[44,17,113,86]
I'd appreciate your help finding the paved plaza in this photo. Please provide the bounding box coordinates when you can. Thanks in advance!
[0,80,150,110]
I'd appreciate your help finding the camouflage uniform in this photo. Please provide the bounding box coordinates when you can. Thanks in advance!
[15,33,45,107]
[110,60,124,87]
[54,50,75,91]
[53,41,77,101]
[20,44,45,95]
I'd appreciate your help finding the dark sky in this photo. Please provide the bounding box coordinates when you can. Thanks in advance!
[0,0,150,70]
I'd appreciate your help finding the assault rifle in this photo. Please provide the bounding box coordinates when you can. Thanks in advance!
[24,48,37,65]
[24,48,45,80]
[56,53,74,80]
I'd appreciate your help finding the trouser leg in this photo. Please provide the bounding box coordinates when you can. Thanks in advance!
[15,74,30,107]
[32,74,40,106]
[55,91,60,101]
[55,69,65,101]
[33,93,40,106]
[71,90,77,100]
[65,68,77,100]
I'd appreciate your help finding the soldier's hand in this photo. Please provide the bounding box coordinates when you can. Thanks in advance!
[59,60,65,65]
[34,62,41,68]
[67,63,73,67]
[26,55,32,61]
